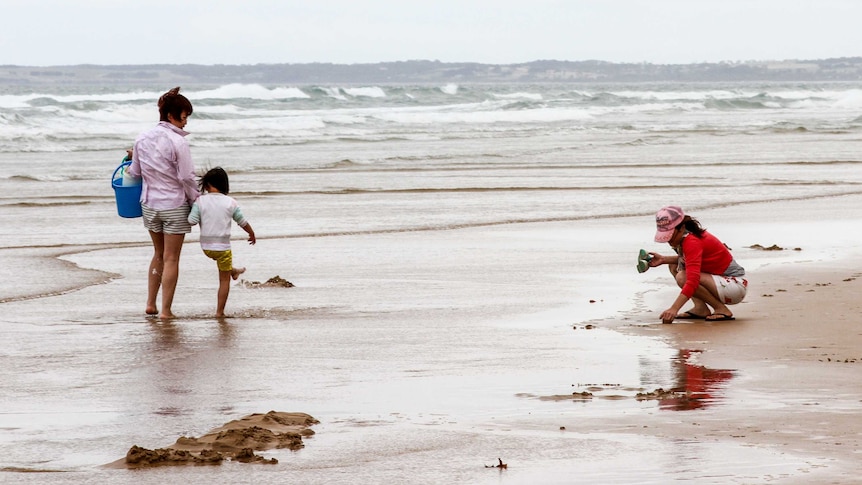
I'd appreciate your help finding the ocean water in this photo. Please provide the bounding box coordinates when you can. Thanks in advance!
[2,81,861,483]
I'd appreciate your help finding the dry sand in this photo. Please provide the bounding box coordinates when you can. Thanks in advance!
[619,256,862,478]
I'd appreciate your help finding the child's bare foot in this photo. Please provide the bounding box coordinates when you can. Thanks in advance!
[231,267,246,280]
[146,307,158,315]
[159,312,176,320]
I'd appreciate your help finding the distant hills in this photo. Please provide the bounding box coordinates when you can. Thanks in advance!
[4,58,862,85]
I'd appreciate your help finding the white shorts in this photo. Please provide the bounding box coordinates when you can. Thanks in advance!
[713,275,748,305]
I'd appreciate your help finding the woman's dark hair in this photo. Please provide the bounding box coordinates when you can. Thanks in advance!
[199,167,230,194]
[677,215,706,237]
[158,86,193,123]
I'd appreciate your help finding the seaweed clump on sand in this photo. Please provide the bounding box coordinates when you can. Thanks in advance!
[748,244,802,251]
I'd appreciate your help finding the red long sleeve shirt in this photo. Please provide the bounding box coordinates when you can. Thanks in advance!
[679,231,733,298]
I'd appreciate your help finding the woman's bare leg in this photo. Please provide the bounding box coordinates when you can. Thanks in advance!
[692,273,732,317]
[159,233,186,319]
[146,231,165,315]
[674,270,726,317]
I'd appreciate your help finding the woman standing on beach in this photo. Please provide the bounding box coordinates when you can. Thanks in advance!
[128,87,200,319]
[647,206,748,324]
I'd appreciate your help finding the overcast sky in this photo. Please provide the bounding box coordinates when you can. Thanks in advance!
[3,0,860,66]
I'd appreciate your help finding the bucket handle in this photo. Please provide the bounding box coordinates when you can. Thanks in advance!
[112,159,132,183]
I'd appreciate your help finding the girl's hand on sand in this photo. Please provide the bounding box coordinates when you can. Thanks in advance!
[660,308,676,324]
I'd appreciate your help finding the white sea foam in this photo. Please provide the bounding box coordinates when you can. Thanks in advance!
[0,95,38,109]
[491,91,543,100]
[830,89,862,109]
[1,81,862,155]
[342,86,387,98]
[192,83,309,100]
[372,106,592,125]
[320,86,347,100]
[440,83,458,95]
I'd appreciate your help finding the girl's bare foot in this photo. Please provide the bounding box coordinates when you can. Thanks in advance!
[231,267,246,280]
[159,313,176,320]
[146,307,158,315]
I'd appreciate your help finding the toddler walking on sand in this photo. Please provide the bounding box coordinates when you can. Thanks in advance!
[188,167,256,317]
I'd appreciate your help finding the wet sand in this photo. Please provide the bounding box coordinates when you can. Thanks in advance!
[91,253,862,482]
[3,197,862,483]
[616,255,862,481]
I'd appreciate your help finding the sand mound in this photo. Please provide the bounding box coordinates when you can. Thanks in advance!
[239,275,295,288]
[109,411,318,468]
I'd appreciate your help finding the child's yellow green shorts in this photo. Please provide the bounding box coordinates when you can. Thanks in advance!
[203,249,233,272]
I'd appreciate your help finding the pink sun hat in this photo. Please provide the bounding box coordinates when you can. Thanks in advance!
[654,206,685,243]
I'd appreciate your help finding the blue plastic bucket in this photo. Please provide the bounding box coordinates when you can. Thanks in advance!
[111,160,142,218]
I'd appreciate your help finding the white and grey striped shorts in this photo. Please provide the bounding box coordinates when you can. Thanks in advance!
[141,203,192,234]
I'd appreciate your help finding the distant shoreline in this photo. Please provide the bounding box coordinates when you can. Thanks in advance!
[3,57,862,85]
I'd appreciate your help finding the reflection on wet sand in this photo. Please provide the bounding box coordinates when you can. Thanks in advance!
[148,319,181,351]
[140,318,240,419]
[658,349,734,411]
[525,347,734,409]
